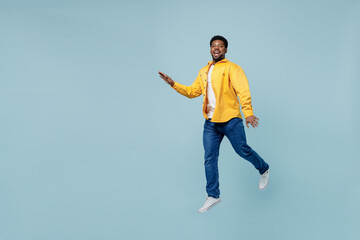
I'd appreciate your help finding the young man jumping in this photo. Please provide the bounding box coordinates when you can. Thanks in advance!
[159,35,270,213]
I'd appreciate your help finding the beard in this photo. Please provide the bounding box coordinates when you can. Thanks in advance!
[212,53,225,61]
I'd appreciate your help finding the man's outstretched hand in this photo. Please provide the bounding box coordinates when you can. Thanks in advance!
[159,71,175,87]
[246,115,260,128]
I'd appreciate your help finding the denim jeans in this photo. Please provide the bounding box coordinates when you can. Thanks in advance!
[203,117,269,198]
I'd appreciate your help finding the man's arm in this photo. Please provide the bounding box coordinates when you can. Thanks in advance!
[159,71,202,99]
[229,68,259,128]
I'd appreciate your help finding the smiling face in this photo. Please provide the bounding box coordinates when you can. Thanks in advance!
[210,40,227,62]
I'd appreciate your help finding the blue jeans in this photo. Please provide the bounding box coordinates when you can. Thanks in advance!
[203,117,269,198]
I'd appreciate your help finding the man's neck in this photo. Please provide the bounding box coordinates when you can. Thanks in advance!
[213,57,225,64]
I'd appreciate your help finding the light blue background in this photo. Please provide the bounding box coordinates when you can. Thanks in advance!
[1,0,359,239]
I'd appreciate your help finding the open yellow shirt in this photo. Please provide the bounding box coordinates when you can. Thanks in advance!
[171,58,254,123]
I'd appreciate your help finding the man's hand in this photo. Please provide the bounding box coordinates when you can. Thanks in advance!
[246,115,260,128]
[158,71,175,87]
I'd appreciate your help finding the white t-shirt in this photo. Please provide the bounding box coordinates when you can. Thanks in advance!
[206,64,216,118]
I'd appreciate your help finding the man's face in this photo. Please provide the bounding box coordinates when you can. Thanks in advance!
[210,40,227,61]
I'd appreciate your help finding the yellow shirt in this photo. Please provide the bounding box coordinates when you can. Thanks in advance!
[171,58,254,123]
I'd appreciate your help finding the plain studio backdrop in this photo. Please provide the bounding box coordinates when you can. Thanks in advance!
[0,0,359,239]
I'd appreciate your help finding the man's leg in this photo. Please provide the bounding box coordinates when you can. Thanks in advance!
[224,118,269,174]
[203,120,224,198]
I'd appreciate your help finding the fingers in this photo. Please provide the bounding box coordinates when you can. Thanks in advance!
[158,71,169,79]
[250,120,257,128]
[158,72,168,81]
[246,118,259,128]
[158,72,166,79]
[251,119,259,128]
[159,71,174,86]
[246,115,260,128]
[158,71,170,81]
[254,119,259,127]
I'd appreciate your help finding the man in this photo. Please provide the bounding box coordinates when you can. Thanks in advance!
[158,35,270,213]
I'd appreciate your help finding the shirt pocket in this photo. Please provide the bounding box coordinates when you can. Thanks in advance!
[211,70,226,88]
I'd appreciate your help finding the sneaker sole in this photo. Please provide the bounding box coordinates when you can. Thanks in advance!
[198,199,221,213]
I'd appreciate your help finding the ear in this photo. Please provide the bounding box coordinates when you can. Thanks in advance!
[225,48,228,53]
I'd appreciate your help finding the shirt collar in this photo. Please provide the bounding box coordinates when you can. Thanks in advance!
[208,58,228,65]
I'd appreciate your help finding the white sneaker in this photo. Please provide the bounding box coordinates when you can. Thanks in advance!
[258,169,270,190]
[198,196,221,213]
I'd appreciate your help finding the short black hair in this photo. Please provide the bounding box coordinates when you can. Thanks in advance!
[210,35,228,48]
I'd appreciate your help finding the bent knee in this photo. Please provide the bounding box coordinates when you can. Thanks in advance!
[235,144,252,158]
